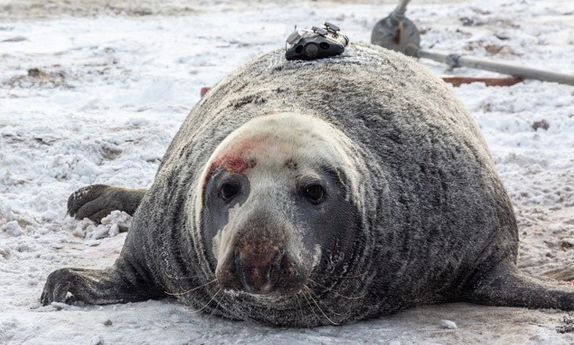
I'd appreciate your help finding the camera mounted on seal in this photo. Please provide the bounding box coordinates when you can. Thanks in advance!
[285,22,349,61]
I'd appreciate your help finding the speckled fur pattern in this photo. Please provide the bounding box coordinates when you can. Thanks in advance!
[42,43,574,327]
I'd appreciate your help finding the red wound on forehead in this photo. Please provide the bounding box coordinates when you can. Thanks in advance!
[211,154,249,174]
[210,133,268,174]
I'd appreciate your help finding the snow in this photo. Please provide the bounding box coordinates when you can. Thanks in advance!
[1,0,574,344]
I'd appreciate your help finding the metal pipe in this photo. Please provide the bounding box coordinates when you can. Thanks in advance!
[417,50,574,86]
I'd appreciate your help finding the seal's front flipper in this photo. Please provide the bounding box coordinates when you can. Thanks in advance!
[67,184,147,223]
[41,262,164,306]
[465,262,574,310]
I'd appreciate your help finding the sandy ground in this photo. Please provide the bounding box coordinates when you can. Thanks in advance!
[1,0,574,344]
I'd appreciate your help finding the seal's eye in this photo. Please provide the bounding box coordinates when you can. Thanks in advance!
[220,182,240,202]
[303,184,326,205]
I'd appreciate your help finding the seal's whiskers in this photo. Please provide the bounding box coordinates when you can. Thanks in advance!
[299,287,322,324]
[308,278,367,301]
[310,271,368,280]
[295,294,305,321]
[162,271,203,280]
[301,285,339,326]
[188,288,222,315]
[165,279,217,297]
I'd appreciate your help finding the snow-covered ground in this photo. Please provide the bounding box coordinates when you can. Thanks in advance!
[1,0,573,344]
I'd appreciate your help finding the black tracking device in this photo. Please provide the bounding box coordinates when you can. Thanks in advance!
[285,22,349,61]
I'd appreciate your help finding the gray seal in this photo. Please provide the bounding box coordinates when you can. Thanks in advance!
[41,43,574,327]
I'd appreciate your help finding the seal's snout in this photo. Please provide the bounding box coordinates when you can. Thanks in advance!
[216,231,309,296]
[235,247,285,294]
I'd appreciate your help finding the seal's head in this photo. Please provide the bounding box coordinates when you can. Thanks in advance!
[199,113,362,298]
